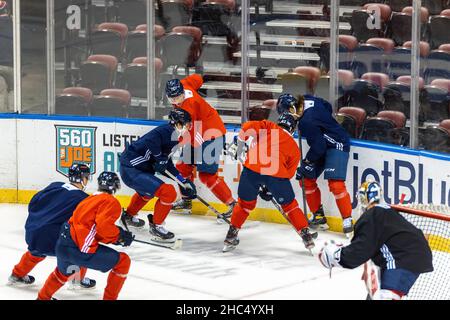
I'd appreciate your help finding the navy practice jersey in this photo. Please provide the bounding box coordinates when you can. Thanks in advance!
[119,123,180,175]
[339,204,434,274]
[25,182,88,255]
[299,95,350,163]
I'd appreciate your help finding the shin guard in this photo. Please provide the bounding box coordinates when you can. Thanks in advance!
[303,178,322,213]
[12,251,45,278]
[281,199,309,231]
[328,180,352,219]
[103,253,131,300]
[199,172,234,205]
[126,193,152,216]
[231,199,257,229]
[37,268,69,300]
[153,184,177,225]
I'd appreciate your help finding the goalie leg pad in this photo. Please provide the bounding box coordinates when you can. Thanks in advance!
[153,184,177,225]
[231,199,257,229]
[303,178,322,213]
[328,180,352,219]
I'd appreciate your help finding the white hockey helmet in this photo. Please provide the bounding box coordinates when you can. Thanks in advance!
[358,179,382,212]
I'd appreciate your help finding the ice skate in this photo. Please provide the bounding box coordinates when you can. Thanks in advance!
[68,277,96,290]
[148,214,176,241]
[121,210,145,229]
[8,274,35,286]
[343,217,354,238]
[223,225,240,252]
[300,228,318,251]
[217,201,236,224]
[171,198,192,215]
[309,205,329,231]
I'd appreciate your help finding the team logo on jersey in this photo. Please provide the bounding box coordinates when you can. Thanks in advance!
[55,125,97,177]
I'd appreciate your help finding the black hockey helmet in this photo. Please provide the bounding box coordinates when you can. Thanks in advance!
[165,79,184,98]
[68,163,91,184]
[97,171,121,194]
[168,108,192,127]
[277,112,298,134]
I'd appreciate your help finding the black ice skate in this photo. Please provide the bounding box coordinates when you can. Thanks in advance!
[148,214,175,243]
[8,274,35,286]
[121,210,145,228]
[309,205,329,231]
[68,277,97,290]
[223,225,240,252]
[171,198,192,215]
[217,201,236,224]
[343,217,354,238]
[300,228,318,250]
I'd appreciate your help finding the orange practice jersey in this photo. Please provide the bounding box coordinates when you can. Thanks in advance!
[69,192,122,254]
[176,74,226,147]
[238,120,301,179]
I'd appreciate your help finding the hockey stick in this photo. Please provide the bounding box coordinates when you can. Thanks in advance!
[120,214,182,250]
[164,170,232,225]
[297,131,309,221]
[269,194,314,256]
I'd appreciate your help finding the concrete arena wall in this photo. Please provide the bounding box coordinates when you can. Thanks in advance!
[1,114,449,232]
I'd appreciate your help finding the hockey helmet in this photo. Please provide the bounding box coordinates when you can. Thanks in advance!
[358,179,382,209]
[165,79,184,98]
[277,112,298,134]
[68,163,91,184]
[97,171,121,194]
[276,93,298,115]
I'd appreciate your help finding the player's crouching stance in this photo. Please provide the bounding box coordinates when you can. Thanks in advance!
[318,180,433,300]
[277,94,354,236]
[8,163,95,289]
[37,172,134,300]
[119,109,197,245]
[223,112,317,252]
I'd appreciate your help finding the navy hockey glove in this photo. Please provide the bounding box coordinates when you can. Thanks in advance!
[297,160,316,180]
[115,227,135,247]
[176,174,197,200]
[258,186,273,201]
[153,157,169,173]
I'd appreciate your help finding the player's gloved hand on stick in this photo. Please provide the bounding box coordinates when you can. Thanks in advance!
[153,157,169,174]
[258,186,273,201]
[296,160,316,180]
[176,174,197,199]
[115,227,135,247]
[318,240,343,269]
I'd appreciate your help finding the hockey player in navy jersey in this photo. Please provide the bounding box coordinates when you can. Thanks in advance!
[8,163,96,288]
[276,93,354,235]
[318,180,433,300]
[119,109,197,243]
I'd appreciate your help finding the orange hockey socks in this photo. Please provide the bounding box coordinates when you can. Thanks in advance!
[12,251,45,278]
[230,199,256,229]
[103,253,131,300]
[303,178,322,213]
[199,172,234,205]
[281,199,309,231]
[126,193,152,216]
[328,180,352,219]
[153,184,177,225]
[37,268,69,300]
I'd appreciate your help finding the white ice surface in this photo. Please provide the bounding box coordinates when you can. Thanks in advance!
[0,204,367,300]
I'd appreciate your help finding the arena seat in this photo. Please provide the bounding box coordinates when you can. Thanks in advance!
[281,66,321,97]
[421,80,450,122]
[382,81,412,118]
[385,0,412,13]
[350,3,392,42]
[90,89,131,117]
[90,22,128,59]
[247,99,275,121]
[123,57,163,98]
[80,55,118,94]
[388,7,429,46]
[336,106,367,138]
[192,0,235,37]
[360,116,398,144]
[158,0,194,32]
[361,72,390,91]
[429,15,450,49]
[344,79,383,117]
[422,0,446,16]
[377,110,409,145]
[319,35,358,72]
[351,39,394,78]
[424,48,450,83]
[55,87,93,115]
[419,125,450,153]
[112,0,147,29]
[439,119,450,131]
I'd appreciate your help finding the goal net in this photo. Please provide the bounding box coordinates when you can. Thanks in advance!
[391,203,450,300]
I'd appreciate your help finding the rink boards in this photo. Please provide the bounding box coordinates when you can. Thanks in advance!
[0,114,449,232]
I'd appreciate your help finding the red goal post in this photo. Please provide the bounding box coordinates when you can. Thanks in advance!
[390,203,450,300]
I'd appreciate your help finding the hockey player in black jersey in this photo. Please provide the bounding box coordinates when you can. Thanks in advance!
[318,180,433,300]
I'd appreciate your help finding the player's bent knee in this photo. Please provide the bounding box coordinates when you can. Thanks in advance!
[114,253,131,275]
[303,178,318,191]
[198,172,218,187]
[281,199,299,212]
[328,180,348,195]
[155,184,177,203]
[238,198,257,211]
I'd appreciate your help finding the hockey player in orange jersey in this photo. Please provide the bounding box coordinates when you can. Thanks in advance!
[37,172,134,300]
[165,76,236,220]
[222,112,317,252]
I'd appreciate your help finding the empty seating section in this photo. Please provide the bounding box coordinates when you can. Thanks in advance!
[10,0,444,153]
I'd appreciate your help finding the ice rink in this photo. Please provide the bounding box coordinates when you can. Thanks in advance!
[0,203,368,300]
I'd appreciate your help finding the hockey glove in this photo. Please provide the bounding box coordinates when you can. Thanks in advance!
[153,157,169,174]
[297,160,317,180]
[258,186,273,202]
[176,174,197,200]
[115,227,135,247]
[318,240,343,269]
